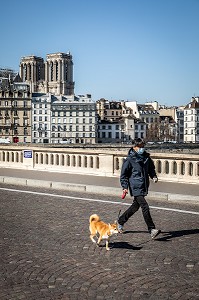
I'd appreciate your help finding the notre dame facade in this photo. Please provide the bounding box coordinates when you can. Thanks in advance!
[20,52,75,95]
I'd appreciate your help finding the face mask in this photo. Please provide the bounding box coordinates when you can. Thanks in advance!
[136,147,145,155]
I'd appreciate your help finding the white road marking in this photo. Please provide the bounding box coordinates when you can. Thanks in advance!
[0,187,199,215]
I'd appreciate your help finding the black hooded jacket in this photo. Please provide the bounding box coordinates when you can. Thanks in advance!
[120,148,157,196]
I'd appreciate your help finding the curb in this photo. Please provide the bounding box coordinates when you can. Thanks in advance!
[0,175,199,203]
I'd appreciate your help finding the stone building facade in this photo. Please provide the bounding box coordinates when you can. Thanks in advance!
[184,97,199,143]
[51,94,97,144]
[0,82,32,143]
[32,93,52,143]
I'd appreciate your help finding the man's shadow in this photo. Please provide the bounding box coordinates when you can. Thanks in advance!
[157,228,199,241]
[119,229,199,245]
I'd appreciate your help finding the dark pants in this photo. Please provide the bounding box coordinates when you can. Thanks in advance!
[118,195,155,232]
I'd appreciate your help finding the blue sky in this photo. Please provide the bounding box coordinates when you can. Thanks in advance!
[1,0,199,106]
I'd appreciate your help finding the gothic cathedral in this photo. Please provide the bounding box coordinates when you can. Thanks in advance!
[20,52,75,95]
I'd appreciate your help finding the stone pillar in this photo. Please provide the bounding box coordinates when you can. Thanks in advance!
[53,61,56,82]
[184,161,190,177]
[193,161,198,177]
[98,154,114,176]
[93,155,98,170]
[27,64,30,80]
[33,62,36,82]
[45,61,48,81]
[20,64,23,81]
[58,60,61,81]
[23,149,34,169]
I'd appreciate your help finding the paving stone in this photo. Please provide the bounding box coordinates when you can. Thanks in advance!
[0,185,198,299]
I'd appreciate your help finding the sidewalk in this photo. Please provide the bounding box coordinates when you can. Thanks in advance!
[0,167,199,202]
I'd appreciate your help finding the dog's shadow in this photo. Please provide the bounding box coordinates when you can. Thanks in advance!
[109,241,142,250]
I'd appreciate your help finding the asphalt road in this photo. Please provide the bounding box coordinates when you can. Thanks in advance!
[0,167,199,196]
[0,183,199,299]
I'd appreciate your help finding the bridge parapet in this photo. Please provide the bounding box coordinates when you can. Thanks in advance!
[0,145,198,184]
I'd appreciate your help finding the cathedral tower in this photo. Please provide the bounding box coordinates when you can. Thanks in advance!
[20,52,74,95]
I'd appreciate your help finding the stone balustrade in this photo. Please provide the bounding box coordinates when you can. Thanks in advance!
[0,145,198,184]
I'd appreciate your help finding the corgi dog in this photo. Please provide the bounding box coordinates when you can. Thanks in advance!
[89,214,118,250]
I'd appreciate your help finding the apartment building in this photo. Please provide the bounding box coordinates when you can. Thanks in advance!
[32,93,52,143]
[134,119,147,139]
[176,106,185,143]
[51,94,97,144]
[98,115,136,143]
[0,80,32,143]
[184,97,199,143]
[96,98,122,121]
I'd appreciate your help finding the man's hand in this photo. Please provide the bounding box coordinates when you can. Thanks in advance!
[153,177,158,183]
[122,189,128,199]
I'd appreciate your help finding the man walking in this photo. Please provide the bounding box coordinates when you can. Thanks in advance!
[117,138,161,239]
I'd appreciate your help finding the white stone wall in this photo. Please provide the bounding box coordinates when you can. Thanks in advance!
[0,145,198,184]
